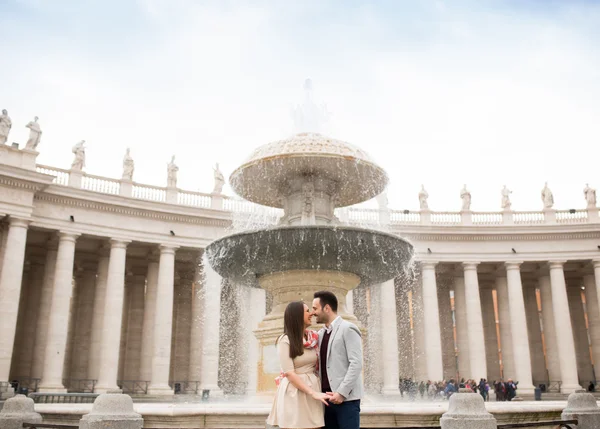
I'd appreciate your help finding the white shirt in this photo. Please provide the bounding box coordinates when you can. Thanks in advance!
[325,315,342,334]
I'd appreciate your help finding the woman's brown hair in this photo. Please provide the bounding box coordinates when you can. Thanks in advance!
[277,301,305,359]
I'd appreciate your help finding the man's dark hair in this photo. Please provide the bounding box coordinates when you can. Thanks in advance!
[314,290,338,312]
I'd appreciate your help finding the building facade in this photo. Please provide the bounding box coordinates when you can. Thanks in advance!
[0,144,599,397]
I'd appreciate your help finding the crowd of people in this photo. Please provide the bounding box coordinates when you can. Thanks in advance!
[399,378,519,401]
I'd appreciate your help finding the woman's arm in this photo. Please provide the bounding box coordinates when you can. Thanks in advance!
[278,338,330,405]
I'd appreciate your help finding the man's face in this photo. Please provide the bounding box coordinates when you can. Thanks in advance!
[312,298,327,324]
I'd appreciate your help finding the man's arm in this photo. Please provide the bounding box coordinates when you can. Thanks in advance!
[336,324,362,398]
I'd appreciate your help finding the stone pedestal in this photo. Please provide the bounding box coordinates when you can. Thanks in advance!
[68,169,83,188]
[0,146,38,170]
[211,193,223,210]
[79,393,143,429]
[543,208,556,224]
[561,391,600,429]
[166,187,177,204]
[440,391,496,429]
[119,180,133,197]
[0,395,42,429]
[254,270,360,393]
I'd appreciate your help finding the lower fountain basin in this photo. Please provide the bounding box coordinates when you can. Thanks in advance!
[206,225,414,286]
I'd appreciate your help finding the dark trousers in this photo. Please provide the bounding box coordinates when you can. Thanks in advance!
[324,399,360,429]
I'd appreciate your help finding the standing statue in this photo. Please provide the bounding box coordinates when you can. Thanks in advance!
[418,185,429,210]
[212,163,225,194]
[501,185,512,210]
[122,148,134,181]
[541,182,554,209]
[376,191,388,210]
[584,183,597,208]
[0,109,12,145]
[291,78,331,134]
[24,116,42,150]
[460,184,471,211]
[167,155,178,188]
[301,181,316,225]
[71,140,86,171]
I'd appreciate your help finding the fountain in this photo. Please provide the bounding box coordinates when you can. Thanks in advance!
[206,80,414,392]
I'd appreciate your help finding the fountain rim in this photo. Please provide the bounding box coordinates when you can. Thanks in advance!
[229,153,389,208]
[205,224,414,287]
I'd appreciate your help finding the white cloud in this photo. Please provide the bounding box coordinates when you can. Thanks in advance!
[1,0,599,210]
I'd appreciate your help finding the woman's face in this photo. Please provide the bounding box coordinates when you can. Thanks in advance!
[303,303,313,327]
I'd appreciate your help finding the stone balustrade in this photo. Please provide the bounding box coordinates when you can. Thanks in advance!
[33,163,600,227]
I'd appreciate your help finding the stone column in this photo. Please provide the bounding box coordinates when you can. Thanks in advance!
[38,231,79,392]
[95,239,130,393]
[31,239,58,379]
[147,245,178,395]
[523,285,545,385]
[411,277,427,381]
[123,274,145,380]
[453,276,470,379]
[199,256,223,395]
[140,254,159,382]
[593,260,600,333]
[188,260,204,384]
[69,265,96,380]
[0,218,30,386]
[504,262,535,394]
[584,274,600,381]
[495,276,514,380]
[480,286,500,383]
[421,263,444,382]
[245,287,266,394]
[548,261,582,393]
[171,270,191,383]
[380,279,400,394]
[15,260,44,378]
[462,262,487,379]
[87,247,110,381]
[538,275,561,384]
[346,290,354,314]
[567,283,593,381]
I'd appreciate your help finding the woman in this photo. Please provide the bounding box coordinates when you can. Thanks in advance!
[266,301,330,429]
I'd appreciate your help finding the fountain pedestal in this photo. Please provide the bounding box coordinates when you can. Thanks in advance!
[253,270,360,392]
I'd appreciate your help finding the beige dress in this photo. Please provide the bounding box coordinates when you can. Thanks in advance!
[266,335,324,428]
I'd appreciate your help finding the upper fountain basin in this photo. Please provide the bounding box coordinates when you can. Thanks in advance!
[205,225,414,287]
[229,133,388,208]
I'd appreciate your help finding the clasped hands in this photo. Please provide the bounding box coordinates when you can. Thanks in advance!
[311,391,345,406]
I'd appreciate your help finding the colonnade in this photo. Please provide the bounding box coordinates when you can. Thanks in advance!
[372,260,600,395]
[0,219,228,396]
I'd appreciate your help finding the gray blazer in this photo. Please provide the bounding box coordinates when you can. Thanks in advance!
[318,318,364,401]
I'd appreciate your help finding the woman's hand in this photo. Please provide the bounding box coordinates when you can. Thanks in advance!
[311,391,332,406]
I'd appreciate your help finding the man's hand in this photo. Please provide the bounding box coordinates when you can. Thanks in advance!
[327,392,345,404]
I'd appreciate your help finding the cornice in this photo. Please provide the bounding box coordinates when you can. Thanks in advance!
[0,164,55,190]
[35,190,232,228]
[398,230,600,241]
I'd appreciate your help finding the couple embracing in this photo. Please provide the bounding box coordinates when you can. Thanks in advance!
[267,291,363,429]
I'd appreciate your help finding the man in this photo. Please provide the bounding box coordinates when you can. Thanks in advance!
[313,291,363,429]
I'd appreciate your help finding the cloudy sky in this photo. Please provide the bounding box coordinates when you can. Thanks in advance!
[1,0,599,211]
